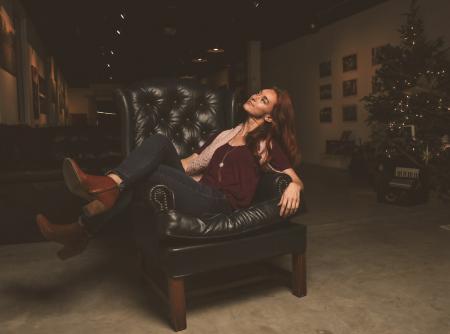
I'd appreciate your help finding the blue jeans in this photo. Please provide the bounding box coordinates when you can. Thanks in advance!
[80,134,233,234]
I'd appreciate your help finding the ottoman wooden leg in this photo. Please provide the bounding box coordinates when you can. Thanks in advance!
[168,277,187,331]
[291,252,307,297]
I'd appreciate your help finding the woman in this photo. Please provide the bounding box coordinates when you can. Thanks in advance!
[37,87,304,259]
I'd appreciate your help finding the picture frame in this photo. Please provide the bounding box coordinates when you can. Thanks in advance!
[342,53,357,72]
[342,105,357,121]
[31,66,40,119]
[343,79,357,97]
[319,60,331,78]
[0,6,17,75]
[319,84,332,100]
[372,76,382,94]
[372,45,386,65]
[320,107,332,123]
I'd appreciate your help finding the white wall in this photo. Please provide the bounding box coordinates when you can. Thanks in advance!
[262,0,450,165]
[0,69,18,124]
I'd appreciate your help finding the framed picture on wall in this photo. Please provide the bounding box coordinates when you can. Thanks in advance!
[343,79,357,97]
[319,84,332,100]
[342,54,357,72]
[0,6,17,75]
[372,45,387,65]
[343,105,357,121]
[319,60,331,78]
[31,66,40,119]
[320,107,332,123]
[372,76,382,93]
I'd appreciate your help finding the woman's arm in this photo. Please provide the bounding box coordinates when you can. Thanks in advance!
[181,152,199,171]
[278,167,304,218]
[281,168,304,190]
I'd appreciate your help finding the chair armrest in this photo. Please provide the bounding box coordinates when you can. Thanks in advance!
[252,171,292,202]
[143,174,306,240]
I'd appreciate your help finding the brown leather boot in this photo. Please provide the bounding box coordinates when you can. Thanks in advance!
[63,158,120,217]
[36,214,90,260]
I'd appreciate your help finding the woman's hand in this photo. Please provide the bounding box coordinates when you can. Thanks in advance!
[278,182,302,218]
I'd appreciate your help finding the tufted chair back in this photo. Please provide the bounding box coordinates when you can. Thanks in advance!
[114,79,238,158]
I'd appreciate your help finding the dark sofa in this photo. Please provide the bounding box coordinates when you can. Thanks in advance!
[0,124,123,244]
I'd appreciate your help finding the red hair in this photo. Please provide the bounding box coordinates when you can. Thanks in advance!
[246,87,301,170]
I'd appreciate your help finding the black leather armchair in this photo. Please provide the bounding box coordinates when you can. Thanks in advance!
[115,79,307,331]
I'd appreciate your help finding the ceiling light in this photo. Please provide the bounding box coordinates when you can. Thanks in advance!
[120,13,125,20]
[207,47,224,53]
[116,29,121,35]
[192,57,207,63]
[253,0,262,8]
[106,63,111,68]
[110,50,115,55]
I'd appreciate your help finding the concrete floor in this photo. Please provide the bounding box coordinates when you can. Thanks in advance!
[1,165,449,334]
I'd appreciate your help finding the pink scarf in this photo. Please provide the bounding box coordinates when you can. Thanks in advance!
[185,123,243,181]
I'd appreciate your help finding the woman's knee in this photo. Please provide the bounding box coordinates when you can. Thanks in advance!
[141,133,175,152]
[145,164,178,184]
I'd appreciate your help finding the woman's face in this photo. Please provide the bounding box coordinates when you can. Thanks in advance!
[243,89,278,122]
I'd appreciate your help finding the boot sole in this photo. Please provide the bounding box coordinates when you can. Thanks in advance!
[62,158,94,202]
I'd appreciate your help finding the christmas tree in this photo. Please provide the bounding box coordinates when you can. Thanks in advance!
[362,0,450,197]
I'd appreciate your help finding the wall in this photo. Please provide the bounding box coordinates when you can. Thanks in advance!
[68,84,120,126]
[0,0,68,126]
[0,0,17,123]
[0,69,18,123]
[262,0,450,166]
[68,88,94,122]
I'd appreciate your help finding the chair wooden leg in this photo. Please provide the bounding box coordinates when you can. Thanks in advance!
[168,277,187,331]
[292,252,307,297]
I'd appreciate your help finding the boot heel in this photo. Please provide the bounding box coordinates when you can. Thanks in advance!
[82,200,107,217]
[63,158,92,201]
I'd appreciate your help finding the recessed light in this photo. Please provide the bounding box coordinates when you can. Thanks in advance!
[207,47,224,53]
[192,57,207,63]
[253,0,262,8]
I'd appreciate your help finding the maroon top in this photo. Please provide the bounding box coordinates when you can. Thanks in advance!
[194,132,292,209]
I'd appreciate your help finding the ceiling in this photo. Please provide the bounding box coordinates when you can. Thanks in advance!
[21,0,387,87]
